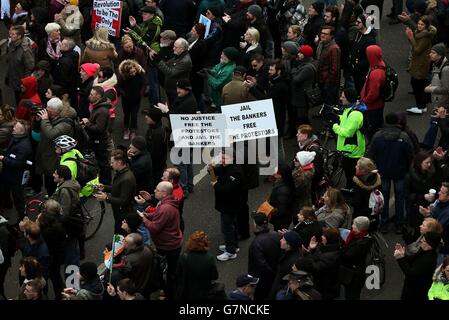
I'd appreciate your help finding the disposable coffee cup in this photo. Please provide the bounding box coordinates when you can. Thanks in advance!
[429,189,437,196]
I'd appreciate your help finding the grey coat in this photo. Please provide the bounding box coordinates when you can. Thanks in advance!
[36,117,74,175]
[157,51,192,97]
[290,58,316,109]
[6,39,35,92]
[429,57,449,108]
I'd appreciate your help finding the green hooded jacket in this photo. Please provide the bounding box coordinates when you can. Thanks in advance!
[332,107,366,158]
[128,15,163,53]
[208,62,235,107]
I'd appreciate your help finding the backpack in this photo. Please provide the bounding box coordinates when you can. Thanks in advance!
[145,245,167,294]
[373,65,399,102]
[63,188,86,238]
[61,118,90,152]
[369,189,384,216]
[63,153,98,187]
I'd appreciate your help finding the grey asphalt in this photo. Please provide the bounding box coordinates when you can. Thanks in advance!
[0,0,432,300]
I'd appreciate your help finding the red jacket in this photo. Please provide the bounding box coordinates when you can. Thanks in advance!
[15,76,42,121]
[143,195,183,251]
[172,183,183,201]
[360,45,386,111]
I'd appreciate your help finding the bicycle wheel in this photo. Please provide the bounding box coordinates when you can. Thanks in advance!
[82,197,106,240]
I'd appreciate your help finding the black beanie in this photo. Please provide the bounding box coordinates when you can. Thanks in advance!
[131,136,147,151]
[343,88,358,103]
[142,107,163,122]
[385,112,399,125]
[424,231,442,249]
[124,212,143,232]
[79,262,98,281]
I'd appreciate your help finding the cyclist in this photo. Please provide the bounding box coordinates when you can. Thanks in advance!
[331,88,366,188]
[53,135,100,198]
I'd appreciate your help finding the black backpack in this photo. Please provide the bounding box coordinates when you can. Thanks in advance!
[61,118,90,152]
[348,108,369,135]
[365,232,388,287]
[373,65,399,102]
[62,153,98,187]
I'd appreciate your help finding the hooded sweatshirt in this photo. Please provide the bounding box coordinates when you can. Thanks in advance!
[15,76,42,121]
[143,195,182,251]
[360,45,386,110]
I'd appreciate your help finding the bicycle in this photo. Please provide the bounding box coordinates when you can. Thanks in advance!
[81,195,106,241]
[321,147,346,189]
[24,195,105,241]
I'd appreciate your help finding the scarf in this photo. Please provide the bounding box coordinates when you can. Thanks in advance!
[47,38,62,60]
[344,230,368,247]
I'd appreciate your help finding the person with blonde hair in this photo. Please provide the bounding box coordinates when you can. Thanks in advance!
[240,27,262,68]
[350,157,382,230]
[83,27,118,68]
[175,230,218,299]
[316,187,352,229]
[405,217,443,255]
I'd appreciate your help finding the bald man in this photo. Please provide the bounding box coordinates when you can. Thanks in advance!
[140,181,182,299]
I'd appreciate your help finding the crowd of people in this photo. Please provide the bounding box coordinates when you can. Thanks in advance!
[0,0,448,301]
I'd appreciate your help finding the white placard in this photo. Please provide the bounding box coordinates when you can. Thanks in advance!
[169,114,228,148]
[199,14,212,39]
[221,99,278,143]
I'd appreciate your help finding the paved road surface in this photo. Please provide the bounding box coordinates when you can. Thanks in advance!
[0,0,433,299]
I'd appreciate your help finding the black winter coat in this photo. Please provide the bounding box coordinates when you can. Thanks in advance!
[171,92,198,114]
[397,249,437,300]
[0,135,32,185]
[341,235,373,274]
[270,248,302,298]
[295,243,342,300]
[85,98,111,143]
[123,244,153,294]
[145,121,168,176]
[350,172,382,219]
[269,180,293,231]
[248,229,282,278]
[213,164,244,214]
[130,150,153,192]
[53,50,79,101]
[303,15,325,50]
[290,58,316,108]
[189,39,207,97]
[292,221,323,247]
[104,167,137,216]
[78,77,94,119]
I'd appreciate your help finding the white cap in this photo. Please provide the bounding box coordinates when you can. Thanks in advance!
[295,151,316,166]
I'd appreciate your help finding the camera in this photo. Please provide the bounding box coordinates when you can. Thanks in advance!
[319,104,343,127]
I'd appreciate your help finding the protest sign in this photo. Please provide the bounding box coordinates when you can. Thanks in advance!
[199,14,211,38]
[170,114,228,148]
[91,0,122,37]
[221,99,278,142]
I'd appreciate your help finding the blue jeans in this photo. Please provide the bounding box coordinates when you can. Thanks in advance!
[147,65,160,105]
[422,119,439,149]
[381,178,405,225]
[220,212,238,254]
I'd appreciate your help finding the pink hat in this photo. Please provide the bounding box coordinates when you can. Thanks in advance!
[80,63,100,77]
[299,45,314,58]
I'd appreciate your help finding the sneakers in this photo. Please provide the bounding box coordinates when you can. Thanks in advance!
[406,107,427,114]
[219,245,240,253]
[216,252,237,261]
[123,128,130,140]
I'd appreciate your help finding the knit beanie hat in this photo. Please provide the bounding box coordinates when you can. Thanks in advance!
[353,216,370,232]
[123,212,143,232]
[142,107,163,122]
[295,151,316,166]
[424,231,442,249]
[131,136,147,151]
[431,43,447,57]
[176,78,192,91]
[247,4,262,18]
[79,262,98,281]
[299,45,314,58]
[222,47,240,62]
[80,63,100,77]
[283,231,302,249]
[45,22,61,34]
[311,1,325,15]
[343,87,358,103]
[282,41,299,56]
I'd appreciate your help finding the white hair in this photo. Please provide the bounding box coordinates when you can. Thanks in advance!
[45,22,61,34]
[47,98,64,111]
[176,38,189,51]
